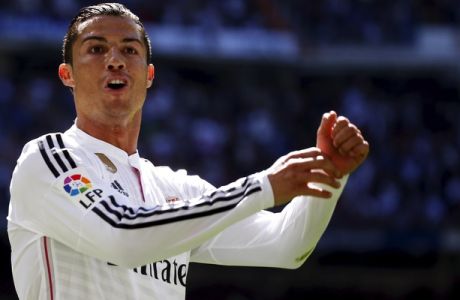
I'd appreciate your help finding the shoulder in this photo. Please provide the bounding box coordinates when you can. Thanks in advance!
[142,160,215,196]
[24,132,78,176]
[13,131,86,186]
[10,133,66,201]
[153,165,203,185]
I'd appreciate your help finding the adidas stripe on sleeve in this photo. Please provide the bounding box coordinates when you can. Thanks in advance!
[92,177,261,229]
[38,134,77,177]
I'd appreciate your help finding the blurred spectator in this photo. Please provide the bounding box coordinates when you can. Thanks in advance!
[1,0,458,45]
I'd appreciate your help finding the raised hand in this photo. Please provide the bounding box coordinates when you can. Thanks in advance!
[316,111,369,175]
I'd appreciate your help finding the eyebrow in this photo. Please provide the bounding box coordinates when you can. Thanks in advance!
[81,35,143,46]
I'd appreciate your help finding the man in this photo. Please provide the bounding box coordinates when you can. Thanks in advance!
[7,3,369,300]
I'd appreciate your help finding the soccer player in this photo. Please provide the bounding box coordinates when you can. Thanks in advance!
[7,3,369,299]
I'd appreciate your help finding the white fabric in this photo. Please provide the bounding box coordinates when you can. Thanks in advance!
[8,124,347,299]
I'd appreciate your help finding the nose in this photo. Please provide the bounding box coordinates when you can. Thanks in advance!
[106,48,125,71]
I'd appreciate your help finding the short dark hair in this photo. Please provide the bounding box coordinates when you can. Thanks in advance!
[62,3,152,65]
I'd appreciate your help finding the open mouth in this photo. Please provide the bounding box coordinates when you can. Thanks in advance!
[107,79,127,90]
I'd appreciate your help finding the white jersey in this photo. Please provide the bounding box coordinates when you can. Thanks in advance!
[8,124,347,300]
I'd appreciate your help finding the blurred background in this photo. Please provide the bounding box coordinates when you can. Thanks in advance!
[0,0,460,299]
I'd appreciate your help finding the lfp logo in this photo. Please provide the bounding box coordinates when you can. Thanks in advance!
[63,174,92,196]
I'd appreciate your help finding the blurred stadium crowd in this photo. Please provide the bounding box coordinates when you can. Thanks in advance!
[2,0,460,43]
[1,0,460,299]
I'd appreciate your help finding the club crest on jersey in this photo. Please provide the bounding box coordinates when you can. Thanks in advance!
[95,153,117,173]
[63,174,92,196]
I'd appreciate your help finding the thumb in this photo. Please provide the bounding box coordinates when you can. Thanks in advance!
[317,111,337,137]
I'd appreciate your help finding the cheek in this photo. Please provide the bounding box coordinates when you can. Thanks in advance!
[131,58,150,76]
[133,70,151,88]
[73,63,100,84]
[74,73,94,88]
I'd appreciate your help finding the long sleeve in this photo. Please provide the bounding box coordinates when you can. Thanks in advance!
[190,175,348,269]
[8,137,274,268]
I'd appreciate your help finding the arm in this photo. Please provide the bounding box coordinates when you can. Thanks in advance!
[190,175,348,269]
[8,135,341,268]
[191,111,369,268]
[8,140,272,268]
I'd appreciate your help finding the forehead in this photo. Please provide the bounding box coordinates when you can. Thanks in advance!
[76,15,143,42]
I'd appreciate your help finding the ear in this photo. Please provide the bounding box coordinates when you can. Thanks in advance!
[146,64,155,88]
[58,63,75,88]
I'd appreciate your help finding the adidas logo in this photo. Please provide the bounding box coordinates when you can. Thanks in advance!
[111,180,129,197]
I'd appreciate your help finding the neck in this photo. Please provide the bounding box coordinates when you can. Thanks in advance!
[76,113,141,155]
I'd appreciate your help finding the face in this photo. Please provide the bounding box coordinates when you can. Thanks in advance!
[58,15,154,125]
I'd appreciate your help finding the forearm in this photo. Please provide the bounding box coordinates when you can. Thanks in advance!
[191,176,348,269]
[278,176,348,266]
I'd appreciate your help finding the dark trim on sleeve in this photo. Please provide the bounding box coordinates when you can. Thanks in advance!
[92,178,262,229]
[38,140,60,178]
[37,134,77,177]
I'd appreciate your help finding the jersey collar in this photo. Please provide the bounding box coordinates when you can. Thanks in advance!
[66,123,141,166]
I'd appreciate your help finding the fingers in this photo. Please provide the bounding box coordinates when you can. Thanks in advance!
[303,185,333,198]
[286,155,342,179]
[268,111,371,205]
[337,134,364,155]
[283,147,321,161]
[350,140,370,159]
[267,152,343,205]
[287,167,341,200]
[304,170,341,189]
[332,116,354,140]
[271,147,321,170]
[317,110,337,137]
[332,116,366,156]
[299,171,341,199]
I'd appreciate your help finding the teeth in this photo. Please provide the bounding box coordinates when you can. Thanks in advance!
[109,80,125,85]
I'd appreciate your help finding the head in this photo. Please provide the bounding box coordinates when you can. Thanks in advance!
[62,3,152,65]
[58,3,155,129]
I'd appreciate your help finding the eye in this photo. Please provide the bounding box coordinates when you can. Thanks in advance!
[89,46,105,54]
[124,47,138,55]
